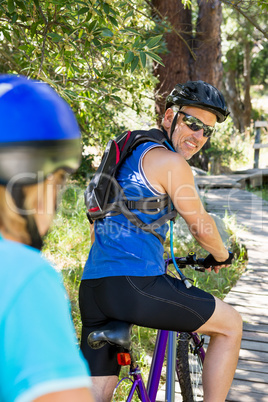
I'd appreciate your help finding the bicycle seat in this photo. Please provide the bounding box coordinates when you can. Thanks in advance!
[87,320,133,350]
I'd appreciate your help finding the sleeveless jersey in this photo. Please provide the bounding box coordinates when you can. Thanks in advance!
[82,142,169,279]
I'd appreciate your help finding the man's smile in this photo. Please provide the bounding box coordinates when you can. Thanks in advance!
[185,139,198,149]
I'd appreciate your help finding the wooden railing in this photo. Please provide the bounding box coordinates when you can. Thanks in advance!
[254,120,268,168]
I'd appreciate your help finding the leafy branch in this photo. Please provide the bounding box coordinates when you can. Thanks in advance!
[143,0,196,59]
[221,0,268,39]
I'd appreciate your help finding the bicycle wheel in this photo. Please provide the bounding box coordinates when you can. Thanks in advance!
[176,332,205,402]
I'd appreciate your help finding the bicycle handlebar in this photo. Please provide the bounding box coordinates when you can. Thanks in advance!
[165,251,234,272]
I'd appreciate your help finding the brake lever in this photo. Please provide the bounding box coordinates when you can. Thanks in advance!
[190,264,209,272]
[194,266,206,272]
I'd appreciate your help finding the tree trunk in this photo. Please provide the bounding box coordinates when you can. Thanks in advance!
[151,0,192,122]
[243,40,252,130]
[189,0,223,170]
[222,40,252,134]
[152,0,223,171]
[191,0,223,88]
[223,69,245,133]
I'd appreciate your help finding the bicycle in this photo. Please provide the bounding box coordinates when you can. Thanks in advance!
[88,252,211,402]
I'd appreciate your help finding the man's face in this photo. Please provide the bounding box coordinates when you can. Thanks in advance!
[166,106,217,160]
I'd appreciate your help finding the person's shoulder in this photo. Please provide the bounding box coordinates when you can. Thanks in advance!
[143,146,195,190]
[0,239,49,267]
[0,239,55,292]
[134,140,166,153]
[145,146,191,171]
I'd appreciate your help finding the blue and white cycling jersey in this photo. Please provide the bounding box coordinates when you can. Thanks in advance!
[0,235,91,402]
[82,141,169,279]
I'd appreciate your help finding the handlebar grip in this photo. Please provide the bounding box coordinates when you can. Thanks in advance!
[203,251,234,268]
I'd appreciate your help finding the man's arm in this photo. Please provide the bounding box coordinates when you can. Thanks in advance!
[90,223,95,245]
[143,147,229,263]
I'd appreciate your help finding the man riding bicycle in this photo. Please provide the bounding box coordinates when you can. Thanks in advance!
[0,75,94,402]
[79,81,242,402]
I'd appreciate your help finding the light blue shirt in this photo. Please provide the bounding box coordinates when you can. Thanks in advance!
[0,236,91,402]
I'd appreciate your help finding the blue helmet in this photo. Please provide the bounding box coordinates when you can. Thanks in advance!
[0,75,81,185]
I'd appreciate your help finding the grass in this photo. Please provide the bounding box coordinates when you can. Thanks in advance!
[247,184,268,202]
[43,179,247,399]
[43,181,91,337]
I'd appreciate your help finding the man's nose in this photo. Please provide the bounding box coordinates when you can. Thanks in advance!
[192,129,204,140]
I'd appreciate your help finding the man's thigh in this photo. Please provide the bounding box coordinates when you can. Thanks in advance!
[80,275,215,331]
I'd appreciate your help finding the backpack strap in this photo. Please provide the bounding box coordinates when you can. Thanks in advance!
[86,128,178,243]
[126,196,169,214]
[102,180,177,244]
[117,199,177,245]
[117,133,178,243]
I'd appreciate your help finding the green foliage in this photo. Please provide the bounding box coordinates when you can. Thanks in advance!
[206,118,250,171]
[72,153,95,183]
[251,40,268,87]
[0,0,165,152]
[181,0,192,9]
[251,96,267,118]
[221,1,267,134]
[222,3,267,87]
[43,180,91,336]
[166,212,247,299]
[258,0,268,12]
[247,184,268,202]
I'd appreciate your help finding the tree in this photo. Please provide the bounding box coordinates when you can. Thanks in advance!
[150,0,267,169]
[151,0,223,118]
[2,0,266,173]
[221,0,268,40]
[191,0,223,88]
[0,0,164,175]
[150,0,223,170]
[221,2,268,133]
[189,0,223,170]
[151,0,192,120]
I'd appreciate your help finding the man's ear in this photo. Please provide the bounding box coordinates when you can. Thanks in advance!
[163,108,174,130]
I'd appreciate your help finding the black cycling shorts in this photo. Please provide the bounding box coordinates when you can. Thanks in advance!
[79,275,215,376]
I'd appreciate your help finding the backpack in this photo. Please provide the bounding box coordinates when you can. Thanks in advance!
[84,128,177,244]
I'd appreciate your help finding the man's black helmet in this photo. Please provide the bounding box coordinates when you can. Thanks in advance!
[166,80,229,123]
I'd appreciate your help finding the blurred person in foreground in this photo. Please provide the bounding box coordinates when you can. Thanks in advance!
[0,75,94,402]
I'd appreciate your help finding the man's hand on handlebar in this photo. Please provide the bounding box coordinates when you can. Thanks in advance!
[203,251,234,274]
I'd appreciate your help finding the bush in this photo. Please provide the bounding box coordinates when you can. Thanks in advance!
[207,118,250,173]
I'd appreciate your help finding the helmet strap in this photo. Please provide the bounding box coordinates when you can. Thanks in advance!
[10,185,44,250]
[25,215,44,250]
[161,126,173,148]
[170,111,180,142]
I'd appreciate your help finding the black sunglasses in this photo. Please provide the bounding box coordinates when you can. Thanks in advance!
[179,111,215,138]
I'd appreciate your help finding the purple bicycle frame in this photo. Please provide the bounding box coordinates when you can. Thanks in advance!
[126,372,150,402]
[147,330,169,401]
[121,257,206,401]
[119,330,169,402]
[124,329,205,402]
[192,332,205,363]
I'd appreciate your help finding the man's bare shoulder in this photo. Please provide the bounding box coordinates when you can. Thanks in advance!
[143,146,192,176]
[142,146,194,192]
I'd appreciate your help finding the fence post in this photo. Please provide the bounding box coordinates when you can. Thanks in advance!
[254,122,262,169]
